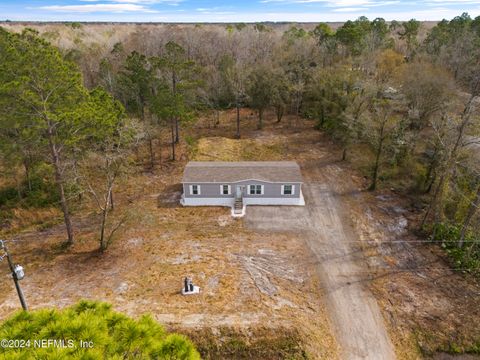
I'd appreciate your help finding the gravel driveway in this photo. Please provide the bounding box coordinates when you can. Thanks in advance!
[245,182,396,360]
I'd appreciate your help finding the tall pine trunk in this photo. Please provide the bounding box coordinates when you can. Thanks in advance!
[275,105,284,123]
[236,104,241,139]
[175,119,180,144]
[23,158,31,192]
[257,109,263,130]
[148,136,155,170]
[369,120,386,191]
[172,70,180,145]
[99,207,108,252]
[214,110,220,128]
[171,118,176,161]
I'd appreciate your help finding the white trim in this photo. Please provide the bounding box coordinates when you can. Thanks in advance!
[180,190,306,218]
[189,184,201,195]
[248,184,264,195]
[220,184,231,195]
[181,193,305,207]
[182,197,235,206]
[281,184,295,195]
[243,194,304,206]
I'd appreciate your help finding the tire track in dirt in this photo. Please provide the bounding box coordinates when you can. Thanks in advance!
[303,182,395,360]
[246,164,396,359]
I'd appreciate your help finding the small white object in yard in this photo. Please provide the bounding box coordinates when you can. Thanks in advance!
[14,265,25,280]
[182,277,200,295]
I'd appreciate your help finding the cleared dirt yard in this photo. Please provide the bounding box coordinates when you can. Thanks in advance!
[1,111,479,358]
[0,113,340,359]
[246,183,395,360]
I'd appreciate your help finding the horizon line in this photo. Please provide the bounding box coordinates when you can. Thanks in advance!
[0,19,444,24]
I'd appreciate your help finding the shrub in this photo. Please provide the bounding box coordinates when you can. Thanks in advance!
[68,22,82,29]
[431,223,480,276]
[0,300,200,359]
[0,176,60,210]
[0,187,19,207]
[185,135,199,158]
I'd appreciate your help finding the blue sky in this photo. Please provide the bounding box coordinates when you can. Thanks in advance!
[1,0,480,22]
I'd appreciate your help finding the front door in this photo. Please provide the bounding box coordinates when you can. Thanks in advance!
[236,185,243,199]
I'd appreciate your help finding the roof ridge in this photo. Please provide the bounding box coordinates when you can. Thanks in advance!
[182,161,302,183]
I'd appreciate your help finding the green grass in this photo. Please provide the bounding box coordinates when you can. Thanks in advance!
[430,223,480,276]
[415,328,480,356]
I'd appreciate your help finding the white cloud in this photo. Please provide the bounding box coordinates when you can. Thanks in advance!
[195,6,235,14]
[15,0,480,21]
[37,3,158,13]
[79,0,182,5]
[258,0,403,16]
[261,0,393,5]
[426,0,480,2]
[35,0,185,13]
[8,7,480,22]
[298,0,371,4]
[332,7,365,11]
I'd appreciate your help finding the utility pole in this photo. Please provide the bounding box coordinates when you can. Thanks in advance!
[0,240,28,311]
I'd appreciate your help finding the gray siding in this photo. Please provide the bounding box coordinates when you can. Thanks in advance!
[183,180,302,199]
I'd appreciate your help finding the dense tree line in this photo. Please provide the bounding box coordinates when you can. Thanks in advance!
[1,15,480,271]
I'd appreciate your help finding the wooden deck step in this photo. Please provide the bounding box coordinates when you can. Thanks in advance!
[234,198,243,213]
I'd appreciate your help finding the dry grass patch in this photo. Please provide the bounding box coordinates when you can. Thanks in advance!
[0,207,63,237]
[0,115,341,358]
[194,136,286,161]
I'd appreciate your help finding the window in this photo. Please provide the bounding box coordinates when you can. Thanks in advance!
[190,185,200,195]
[220,184,231,195]
[249,184,263,195]
[282,185,295,195]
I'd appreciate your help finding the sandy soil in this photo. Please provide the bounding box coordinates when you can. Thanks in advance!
[246,182,395,359]
[0,112,339,359]
[1,110,479,358]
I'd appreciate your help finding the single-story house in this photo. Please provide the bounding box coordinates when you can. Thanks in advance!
[180,161,305,216]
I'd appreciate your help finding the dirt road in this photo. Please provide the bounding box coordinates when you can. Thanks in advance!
[246,176,396,359]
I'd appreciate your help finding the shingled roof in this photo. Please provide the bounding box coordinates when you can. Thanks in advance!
[182,161,303,183]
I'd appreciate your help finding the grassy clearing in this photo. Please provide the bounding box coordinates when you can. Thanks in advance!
[193,136,286,161]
